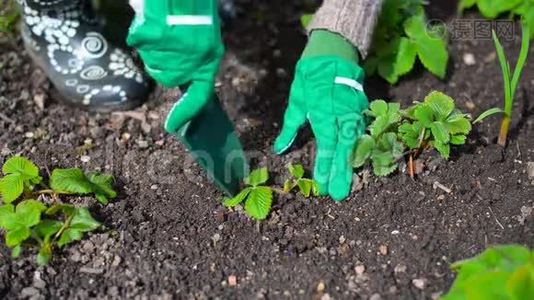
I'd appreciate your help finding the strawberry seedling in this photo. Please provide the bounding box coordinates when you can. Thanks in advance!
[353,91,472,178]
[365,0,449,84]
[474,24,530,147]
[442,244,534,300]
[0,156,115,265]
[223,164,318,221]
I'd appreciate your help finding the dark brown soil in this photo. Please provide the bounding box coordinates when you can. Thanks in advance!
[1,1,533,299]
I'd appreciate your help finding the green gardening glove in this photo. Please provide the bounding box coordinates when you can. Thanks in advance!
[127,0,224,133]
[274,30,369,202]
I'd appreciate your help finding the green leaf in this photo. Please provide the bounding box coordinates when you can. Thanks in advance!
[399,122,425,150]
[0,173,24,204]
[69,208,100,232]
[283,179,295,193]
[474,107,505,123]
[2,156,39,180]
[288,164,305,179]
[300,14,313,28]
[0,204,15,229]
[430,121,450,144]
[297,179,313,197]
[223,188,251,207]
[394,37,417,76]
[16,200,46,226]
[86,172,116,205]
[477,0,522,18]
[353,135,376,168]
[368,101,401,137]
[413,105,434,127]
[433,140,451,159]
[6,226,30,247]
[37,244,52,266]
[244,187,273,220]
[45,204,76,217]
[58,228,83,248]
[244,168,269,187]
[34,219,63,240]
[11,245,22,258]
[451,134,467,145]
[507,265,534,299]
[50,168,93,195]
[424,91,455,120]
[404,15,448,79]
[370,133,404,176]
[445,113,472,134]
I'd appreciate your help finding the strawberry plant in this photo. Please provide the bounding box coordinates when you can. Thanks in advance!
[353,91,472,178]
[365,0,449,84]
[442,244,534,300]
[0,156,115,265]
[459,0,534,39]
[223,164,318,220]
[474,24,530,147]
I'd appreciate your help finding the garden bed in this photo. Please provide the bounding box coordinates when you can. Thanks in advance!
[0,0,533,299]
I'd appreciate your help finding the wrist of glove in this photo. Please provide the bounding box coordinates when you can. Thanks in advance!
[274,30,368,202]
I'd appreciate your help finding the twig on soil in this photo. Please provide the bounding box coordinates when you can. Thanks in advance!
[433,181,452,194]
[488,206,505,230]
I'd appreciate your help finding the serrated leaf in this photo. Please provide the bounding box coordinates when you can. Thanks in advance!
[37,244,52,266]
[288,164,305,179]
[69,208,100,232]
[50,168,93,195]
[507,265,534,299]
[353,135,376,168]
[404,16,448,79]
[2,156,39,180]
[34,219,63,240]
[371,152,397,176]
[6,226,30,247]
[369,101,402,137]
[16,200,46,227]
[413,105,434,127]
[451,135,467,145]
[445,114,472,134]
[395,37,417,76]
[57,228,83,248]
[297,179,313,197]
[369,100,389,116]
[223,188,250,207]
[244,187,272,220]
[244,168,269,187]
[399,122,422,149]
[424,91,455,120]
[11,245,22,258]
[0,204,15,229]
[86,172,116,205]
[433,140,451,159]
[430,121,450,144]
[0,173,24,204]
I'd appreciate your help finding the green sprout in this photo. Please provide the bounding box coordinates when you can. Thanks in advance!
[474,24,530,147]
[223,164,318,221]
[0,156,115,265]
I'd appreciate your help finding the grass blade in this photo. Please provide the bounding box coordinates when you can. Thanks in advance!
[473,107,505,124]
[510,22,530,101]
[492,30,512,114]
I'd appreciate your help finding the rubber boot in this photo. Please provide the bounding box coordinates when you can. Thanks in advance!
[19,0,150,112]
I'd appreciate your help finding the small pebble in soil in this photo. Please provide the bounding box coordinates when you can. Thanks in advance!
[412,278,427,290]
[80,155,90,163]
[317,281,325,293]
[394,263,407,273]
[379,245,388,256]
[463,53,476,66]
[21,287,40,298]
[228,275,237,287]
[370,293,382,300]
[355,265,365,275]
[527,162,534,183]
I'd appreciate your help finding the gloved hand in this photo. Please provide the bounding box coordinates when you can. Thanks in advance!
[274,30,369,202]
[127,0,224,133]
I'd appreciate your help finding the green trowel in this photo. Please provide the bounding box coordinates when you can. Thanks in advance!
[176,94,249,196]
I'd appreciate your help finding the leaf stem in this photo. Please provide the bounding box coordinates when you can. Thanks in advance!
[498,116,510,147]
[53,214,73,244]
